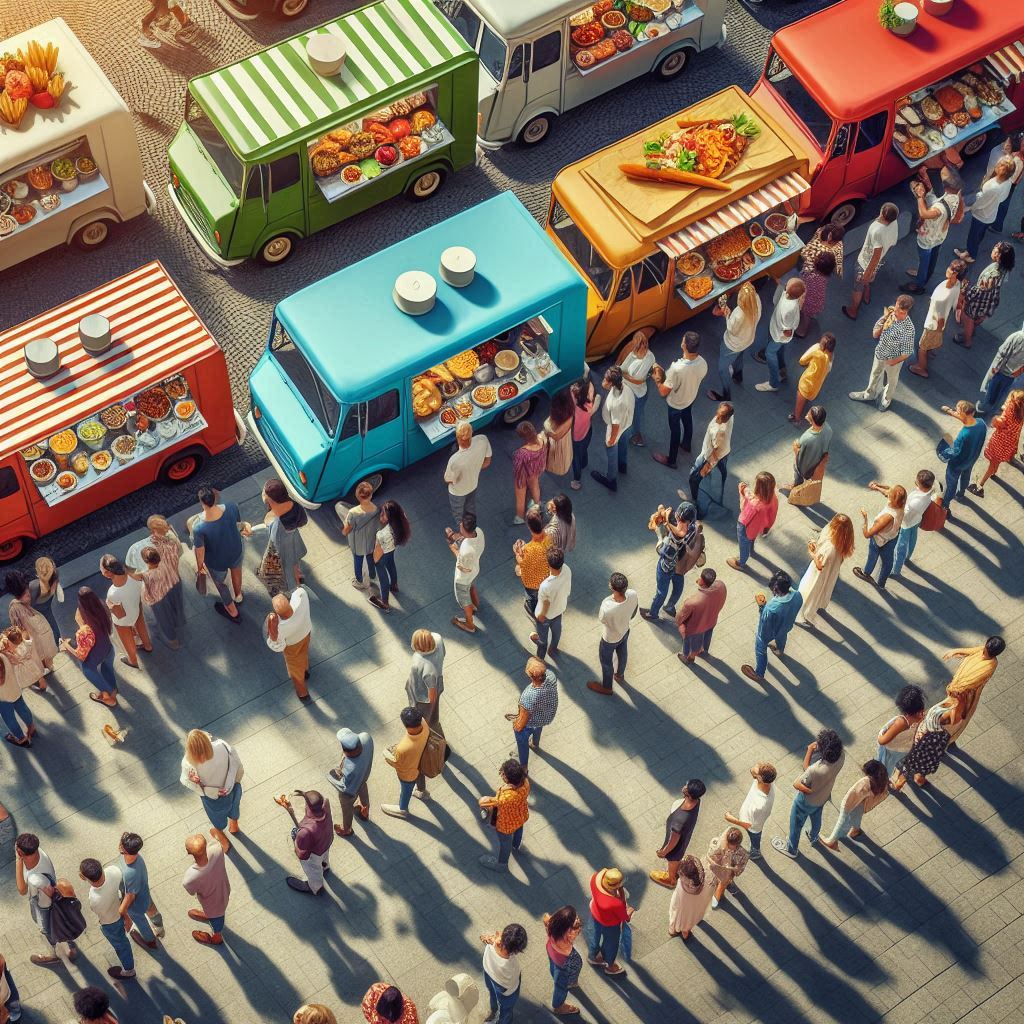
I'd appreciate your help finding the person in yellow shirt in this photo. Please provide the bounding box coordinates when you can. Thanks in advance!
[380,708,430,820]
[790,333,836,424]
[942,636,1004,746]
[513,510,551,620]
[478,759,530,873]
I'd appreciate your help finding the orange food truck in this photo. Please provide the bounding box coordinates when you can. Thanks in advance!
[749,0,1024,225]
[547,85,809,357]
[0,262,244,562]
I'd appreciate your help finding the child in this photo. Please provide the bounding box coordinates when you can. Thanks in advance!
[0,627,46,692]
[790,333,836,424]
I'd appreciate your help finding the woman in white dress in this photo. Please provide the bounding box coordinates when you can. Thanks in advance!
[798,513,855,627]
[5,570,58,670]
[668,854,713,940]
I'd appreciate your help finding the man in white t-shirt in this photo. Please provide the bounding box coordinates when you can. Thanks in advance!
[532,546,571,660]
[908,259,965,378]
[587,572,638,696]
[957,156,1014,262]
[15,831,77,965]
[892,468,936,577]
[264,587,313,699]
[687,402,734,509]
[100,554,152,669]
[591,365,635,492]
[843,202,899,320]
[652,330,707,468]
[754,279,805,392]
[79,858,137,980]
[991,135,1024,233]
[447,512,484,634]
[443,422,491,526]
[724,762,776,860]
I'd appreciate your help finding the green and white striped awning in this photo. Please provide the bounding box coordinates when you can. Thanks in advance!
[189,0,473,161]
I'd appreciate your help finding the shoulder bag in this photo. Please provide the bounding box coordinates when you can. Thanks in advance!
[674,524,706,576]
[920,495,947,532]
[418,728,447,779]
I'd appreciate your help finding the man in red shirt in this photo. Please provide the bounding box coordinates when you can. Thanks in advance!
[586,867,635,978]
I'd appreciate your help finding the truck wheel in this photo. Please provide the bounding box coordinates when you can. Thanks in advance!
[501,396,536,426]
[259,235,295,265]
[963,132,989,158]
[652,49,689,81]
[406,169,447,201]
[72,220,111,251]
[0,536,28,563]
[828,200,863,229]
[159,449,206,484]
[518,115,554,146]
[279,0,308,15]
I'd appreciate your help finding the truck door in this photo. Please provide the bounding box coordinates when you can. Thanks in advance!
[845,112,891,199]
[359,389,404,471]
[628,252,671,333]
[527,30,563,114]
[0,464,32,562]
[230,155,304,258]
[493,43,529,142]
[599,269,635,352]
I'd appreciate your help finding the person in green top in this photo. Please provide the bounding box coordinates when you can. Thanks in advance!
[782,405,832,492]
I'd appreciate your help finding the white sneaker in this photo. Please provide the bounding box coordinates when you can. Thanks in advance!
[413,789,431,801]
[232,593,243,604]
[848,391,871,401]
[754,382,778,392]
[351,579,369,590]
[879,398,892,411]
[380,804,408,819]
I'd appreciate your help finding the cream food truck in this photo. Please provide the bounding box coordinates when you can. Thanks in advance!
[433,0,727,147]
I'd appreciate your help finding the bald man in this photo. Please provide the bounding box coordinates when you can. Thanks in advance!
[265,586,313,700]
[182,832,230,946]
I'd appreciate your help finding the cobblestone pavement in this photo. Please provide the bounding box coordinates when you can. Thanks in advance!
[3,3,1024,1024]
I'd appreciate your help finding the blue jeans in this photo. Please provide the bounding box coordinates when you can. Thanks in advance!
[736,520,755,565]
[688,454,728,509]
[2,966,19,1018]
[747,829,762,857]
[534,615,561,659]
[765,341,787,389]
[483,973,520,1024]
[352,552,376,583]
[892,525,918,576]
[826,803,865,843]
[497,826,523,864]
[207,914,225,935]
[786,791,823,854]
[599,633,628,688]
[630,391,648,440]
[125,901,156,943]
[514,725,543,767]
[571,427,591,482]
[718,346,743,399]
[550,956,572,1008]
[375,550,398,602]
[81,646,118,694]
[0,696,33,741]
[398,778,416,812]
[943,465,972,507]
[978,370,1016,415]
[992,182,1017,233]
[963,215,989,260]
[666,405,693,465]
[650,561,683,617]
[754,633,770,677]
[100,919,135,972]
[916,243,942,288]
[863,536,895,588]
[588,918,621,965]
[605,436,628,483]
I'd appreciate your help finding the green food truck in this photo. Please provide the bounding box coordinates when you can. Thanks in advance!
[167,0,478,266]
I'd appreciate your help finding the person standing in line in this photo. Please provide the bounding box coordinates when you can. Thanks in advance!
[795,250,836,339]
[360,984,418,1024]
[969,390,1024,498]
[590,366,634,492]
[687,402,733,508]
[727,472,778,572]
[782,406,832,495]
[478,759,530,873]
[532,547,571,661]
[890,470,937,577]
[545,494,576,554]
[264,588,313,700]
[753,278,805,392]
[668,855,713,941]
[70,987,118,1024]
[512,510,550,622]
[191,485,244,625]
[116,832,164,944]
[956,157,1015,263]
[444,423,492,526]
[569,375,597,491]
[258,479,308,593]
[369,500,411,612]
[129,540,185,649]
[901,166,963,294]
[907,260,965,378]
[955,241,1015,348]
[708,282,761,402]
[544,388,576,482]
[179,729,243,852]
[707,828,748,909]
[511,421,548,523]
[182,832,230,946]
[328,727,373,837]
[799,222,845,322]
[876,685,927,778]
[79,858,137,980]
[543,907,584,1017]
[822,760,890,850]
[586,868,634,978]
[380,708,430,820]
[340,482,379,591]
[741,570,802,684]
[0,643,37,747]
[616,329,656,447]
[892,702,958,790]
[5,571,58,673]
[100,555,152,669]
[772,729,845,859]
[938,400,988,515]
[724,762,776,860]
[976,322,1024,414]
[15,832,78,966]
[59,587,118,708]
[790,334,836,423]
[942,636,1005,749]
[276,790,333,895]
[480,924,527,1024]
[848,295,917,412]
[649,779,704,889]
[586,572,638,696]
[675,568,727,664]
[651,331,707,469]
[447,512,484,635]
[507,657,559,767]
[853,483,907,590]
[641,501,698,621]
[798,513,855,627]
[843,201,900,320]
[406,630,446,737]
[31,556,62,660]
[991,133,1024,233]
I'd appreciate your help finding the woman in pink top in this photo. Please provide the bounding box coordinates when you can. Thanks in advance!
[544,905,583,1016]
[728,472,778,570]
[569,375,596,491]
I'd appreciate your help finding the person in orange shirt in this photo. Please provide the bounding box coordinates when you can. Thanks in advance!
[380,708,430,821]
[478,759,530,873]
[513,510,551,621]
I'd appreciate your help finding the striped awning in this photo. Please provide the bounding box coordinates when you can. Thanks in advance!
[0,262,219,459]
[985,40,1024,85]
[190,0,472,161]
[657,172,811,258]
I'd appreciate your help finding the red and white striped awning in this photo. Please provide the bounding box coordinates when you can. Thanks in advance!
[985,40,1024,85]
[0,261,219,459]
[657,171,811,258]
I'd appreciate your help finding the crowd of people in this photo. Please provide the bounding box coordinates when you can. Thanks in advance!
[1,133,1022,1024]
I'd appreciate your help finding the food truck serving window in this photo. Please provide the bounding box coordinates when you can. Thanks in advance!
[765,49,833,151]
[270,326,340,435]
[186,96,245,196]
[549,201,613,299]
[433,1,507,81]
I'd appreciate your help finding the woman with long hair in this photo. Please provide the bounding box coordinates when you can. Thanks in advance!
[823,760,889,849]
[854,483,907,590]
[616,329,656,447]
[0,637,37,747]
[797,249,838,338]
[369,500,411,613]
[569,374,597,490]
[955,241,1015,349]
[180,728,244,852]
[545,493,576,554]
[5,569,58,671]
[59,586,118,706]
[543,905,584,1016]
[32,556,62,644]
[512,420,548,523]
[668,853,713,940]
[544,387,576,479]
[969,390,1024,498]
[893,702,958,790]
[708,281,761,402]
[798,512,855,626]
[728,471,778,571]
[707,827,749,909]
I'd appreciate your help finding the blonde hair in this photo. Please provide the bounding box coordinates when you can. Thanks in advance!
[184,729,214,766]
[455,421,473,442]
[526,656,547,679]
[736,281,760,325]
[411,629,436,654]
[293,1006,337,1024]
[147,515,177,539]
[35,556,57,596]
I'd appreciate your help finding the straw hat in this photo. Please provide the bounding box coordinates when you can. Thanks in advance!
[598,867,624,893]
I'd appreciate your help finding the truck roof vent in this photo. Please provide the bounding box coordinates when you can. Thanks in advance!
[79,314,112,355]
[440,246,476,288]
[24,337,61,379]
[306,33,346,77]
[393,271,436,316]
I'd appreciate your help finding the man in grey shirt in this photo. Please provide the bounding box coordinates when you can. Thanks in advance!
[977,323,1024,415]
[786,405,833,489]
[772,729,845,859]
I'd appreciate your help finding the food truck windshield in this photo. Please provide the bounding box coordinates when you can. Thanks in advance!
[548,201,615,299]
[184,95,244,196]
[763,48,832,152]
[269,325,342,436]
[435,1,507,82]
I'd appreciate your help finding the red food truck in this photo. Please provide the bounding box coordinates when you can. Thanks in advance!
[0,262,244,562]
[749,0,1024,225]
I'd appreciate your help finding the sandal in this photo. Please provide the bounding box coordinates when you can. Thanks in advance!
[451,616,477,634]
[120,657,139,668]
[553,1005,581,1016]
[89,692,118,706]
[4,733,30,747]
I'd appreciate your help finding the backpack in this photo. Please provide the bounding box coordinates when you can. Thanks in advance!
[418,729,447,779]
[674,524,706,576]
[920,496,947,532]
[43,874,87,944]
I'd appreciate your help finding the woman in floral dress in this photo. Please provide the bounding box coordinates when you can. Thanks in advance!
[893,702,958,790]
[969,390,1024,498]
[955,241,1015,349]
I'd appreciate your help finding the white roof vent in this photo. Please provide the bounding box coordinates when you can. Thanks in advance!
[25,337,60,378]
[306,34,346,77]
[79,313,112,354]
[393,271,437,316]
[440,246,476,288]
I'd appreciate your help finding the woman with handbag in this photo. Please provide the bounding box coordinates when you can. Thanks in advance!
[478,758,529,873]
[259,479,308,595]
[544,388,575,479]
[180,729,244,852]
[59,587,119,708]
[545,494,576,554]
[5,570,58,672]
[641,501,698,621]
[543,905,584,1016]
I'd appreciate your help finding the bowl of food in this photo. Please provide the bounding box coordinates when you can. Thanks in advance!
[472,385,497,408]
[76,156,99,181]
[39,193,61,213]
[164,375,188,401]
[76,420,107,450]
[48,429,78,467]
[439,407,458,427]
[494,349,520,376]
[20,443,44,462]
[601,10,626,29]
[71,453,90,478]
[30,458,56,485]
[50,158,78,192]
[137,387,172,421]
[683,275,714,301]
[775,232,792,249]
[26,166,52,191]
[3,179,29,201]
[749,221,764,238]
[677,252,706,277]
[497,381,519,402]
[174,400,197,421]
[751,236,776,259]
[0,214,17,238]
[56,471,78,493]
[99,404,128,430]
[764,213,789,235]
[157,418,178,440]
[111,435,137,465]
[90,451,112,473]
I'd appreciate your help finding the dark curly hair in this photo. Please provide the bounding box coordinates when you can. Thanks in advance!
[816,728,844,764]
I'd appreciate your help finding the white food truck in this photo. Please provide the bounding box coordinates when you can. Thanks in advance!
[433,0,727,148]
[0,18,154,273]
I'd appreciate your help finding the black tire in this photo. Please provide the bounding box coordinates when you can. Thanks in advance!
[652,49,690,82]
[259,234,296,265]
[278,0,308,16]
[406,168,447,202]
[72,220,112,251]
[0,536,30,564]
[501,396,536,426]
[517,114,554,146]
[962,132,989,158]
[826,199,864,230]
[158,448,206,485]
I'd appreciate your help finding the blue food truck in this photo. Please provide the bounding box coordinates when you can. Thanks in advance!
[246,192,588,506]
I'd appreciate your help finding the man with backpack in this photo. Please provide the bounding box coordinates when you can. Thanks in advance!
[14,832,81,966]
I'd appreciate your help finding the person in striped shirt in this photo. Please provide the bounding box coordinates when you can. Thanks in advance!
[848,294,916,411]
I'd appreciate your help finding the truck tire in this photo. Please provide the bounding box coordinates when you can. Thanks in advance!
[652,49,689,81]
[0,536,29,563]
[159,448,206,484]
[827,199,863,229]
[279,0,308,15]
[72,220,111,251]
[406,168,447,201]
[259,234,296,265]
[963,132,989,158]
[517,114,554,146]
[501,396,536,426]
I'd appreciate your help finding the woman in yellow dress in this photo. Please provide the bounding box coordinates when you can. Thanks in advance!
[941,635,1004,745]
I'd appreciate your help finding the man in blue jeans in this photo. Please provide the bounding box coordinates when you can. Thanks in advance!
[938,400,987,517]
[117,832,164,945]
[481,923,527,1024]
[772,729,845,859]
[741,570,802,683]
[976,323,1024,415]
[753,278,805,392]
[79,858,137,981]
[652,331,707,469]
[509,657,558,768]
[587,573,639,696]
